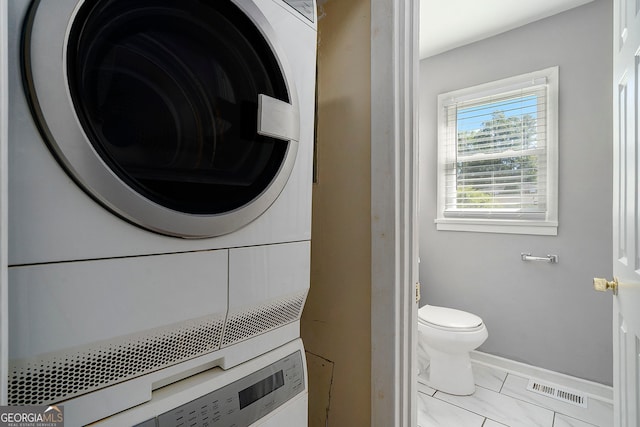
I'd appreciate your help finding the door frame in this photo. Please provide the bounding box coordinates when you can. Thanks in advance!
[0,0,9,406]
[371,0,419,425]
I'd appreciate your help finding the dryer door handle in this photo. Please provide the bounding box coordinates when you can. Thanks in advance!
[257,94,300,142]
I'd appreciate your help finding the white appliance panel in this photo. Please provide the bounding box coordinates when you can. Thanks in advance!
[55,323,303,426]
[229,241,311,309]
[8,250,228,360]
[88,339,308,427]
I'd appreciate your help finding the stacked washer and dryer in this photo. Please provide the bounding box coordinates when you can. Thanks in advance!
[6,0,316,425]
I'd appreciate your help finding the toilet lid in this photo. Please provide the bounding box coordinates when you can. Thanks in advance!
[418,305,483,330]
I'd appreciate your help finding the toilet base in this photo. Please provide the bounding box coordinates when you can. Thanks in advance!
[423,347,476,396]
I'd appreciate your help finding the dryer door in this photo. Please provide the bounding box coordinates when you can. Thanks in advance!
[23,0,300,238]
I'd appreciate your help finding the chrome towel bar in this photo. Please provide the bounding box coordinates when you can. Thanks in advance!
[521,253,558,263]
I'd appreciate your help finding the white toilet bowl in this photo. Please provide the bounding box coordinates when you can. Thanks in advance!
[418,305,488,395]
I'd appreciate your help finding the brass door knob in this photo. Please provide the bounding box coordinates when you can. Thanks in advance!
[593,277,619,295]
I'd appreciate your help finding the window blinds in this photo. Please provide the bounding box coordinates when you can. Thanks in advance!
[442,83,548,220]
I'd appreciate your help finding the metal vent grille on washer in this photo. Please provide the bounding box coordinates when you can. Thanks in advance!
[526,379,588,408]
[8,315,225,406]
[221,291,307,347]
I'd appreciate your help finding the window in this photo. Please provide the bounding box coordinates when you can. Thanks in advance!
[436,67,558,235]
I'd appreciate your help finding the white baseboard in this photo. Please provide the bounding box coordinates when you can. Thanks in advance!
[470,351,613,403]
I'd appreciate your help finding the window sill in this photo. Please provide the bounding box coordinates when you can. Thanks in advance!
[435,218,558,236]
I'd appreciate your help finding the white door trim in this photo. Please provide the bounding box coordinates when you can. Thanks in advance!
[0,0,9,406]
[371,0,419,425]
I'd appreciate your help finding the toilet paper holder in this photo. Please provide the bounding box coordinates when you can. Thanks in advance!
[521,253,558,263]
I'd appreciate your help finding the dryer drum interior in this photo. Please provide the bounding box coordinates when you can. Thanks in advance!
[23,0,301,237]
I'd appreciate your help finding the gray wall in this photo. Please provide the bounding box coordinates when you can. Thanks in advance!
[419,0,614,385]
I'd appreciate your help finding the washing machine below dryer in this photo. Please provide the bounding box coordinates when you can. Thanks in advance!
[6,0,316,423]
[76,339,308,427]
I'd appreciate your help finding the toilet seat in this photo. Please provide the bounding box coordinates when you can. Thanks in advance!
[418,305,483,332]
[417,304,488,395]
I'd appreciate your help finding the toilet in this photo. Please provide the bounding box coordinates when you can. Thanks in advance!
[418,305,488,395]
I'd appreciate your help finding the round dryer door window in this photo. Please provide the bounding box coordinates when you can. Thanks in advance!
[23,0,300,238]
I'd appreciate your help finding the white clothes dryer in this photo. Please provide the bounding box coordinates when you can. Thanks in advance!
[10,0,316,263]
[6,0,316,423]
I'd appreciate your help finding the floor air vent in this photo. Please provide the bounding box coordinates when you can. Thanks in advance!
[526,379,588,408]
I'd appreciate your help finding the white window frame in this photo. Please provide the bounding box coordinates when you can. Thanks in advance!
[435,67,559,236]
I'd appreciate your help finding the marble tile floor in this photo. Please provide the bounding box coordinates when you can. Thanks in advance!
[417,361,613,427]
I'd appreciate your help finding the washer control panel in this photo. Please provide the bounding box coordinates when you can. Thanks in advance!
[282,0,315,22]
[135,351,304,427]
